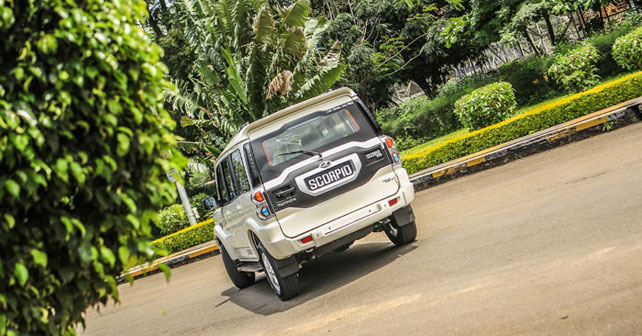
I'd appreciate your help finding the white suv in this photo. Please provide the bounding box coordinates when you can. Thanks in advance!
[203,88,416,300]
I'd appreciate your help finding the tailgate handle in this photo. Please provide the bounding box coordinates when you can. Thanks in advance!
[275,186,296,199]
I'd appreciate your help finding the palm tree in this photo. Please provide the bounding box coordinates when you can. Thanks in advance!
[165,0,344,157]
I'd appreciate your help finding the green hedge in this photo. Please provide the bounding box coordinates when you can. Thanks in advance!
[403,72,642,175]
[153,219,215,255]
[548,44,601,92]
[156,204,190,236]
[613,26,642,71]
[454,82,517,130]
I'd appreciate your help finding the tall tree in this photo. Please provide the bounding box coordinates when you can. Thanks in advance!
[165,0,344,158]
[317,0,526,106]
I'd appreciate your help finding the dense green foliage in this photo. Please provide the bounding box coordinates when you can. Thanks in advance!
[548,44,601,92]
[157,205,189,236]
[454,82,517,130]
[495,56,558,106]
[144,0,197,84]
[555,23,638,79]
[0,0,185,334]
[612,27,642,71]
[189,192,210,219]
[378,94,462,151]
[317,0,527,106]
[154,220,216,255]
[500,0,557,51]
[403,72,642,174]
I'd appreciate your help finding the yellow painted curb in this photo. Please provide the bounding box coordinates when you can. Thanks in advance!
[466,157,486,167]
[130,265,159,278]
[576,117,606,132]
[188,245,219,258]
[547,131,571,142]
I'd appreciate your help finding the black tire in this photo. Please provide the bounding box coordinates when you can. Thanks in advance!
[220,243,255,289]
[385,220,417,246]
[257,242,300,301]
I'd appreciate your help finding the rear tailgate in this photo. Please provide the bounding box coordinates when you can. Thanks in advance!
[249,95,399,237]
[269,143,399,237]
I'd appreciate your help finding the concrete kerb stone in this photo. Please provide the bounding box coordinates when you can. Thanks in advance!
[410,97,642,192]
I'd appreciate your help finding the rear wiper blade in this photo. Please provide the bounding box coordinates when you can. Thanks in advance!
[276,149,322,159]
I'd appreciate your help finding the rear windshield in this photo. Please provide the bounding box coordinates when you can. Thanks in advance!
[250,101,375,182]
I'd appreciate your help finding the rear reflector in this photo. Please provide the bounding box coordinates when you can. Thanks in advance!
[388,198,399,206]
[392,152,400,163]
[300,235,313,244]
[260,206,270,217]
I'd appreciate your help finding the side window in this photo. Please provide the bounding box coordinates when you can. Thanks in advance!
[230,150,250,194]
[216,163,229,204]
[243,143,261,188]
[221,158,237,200]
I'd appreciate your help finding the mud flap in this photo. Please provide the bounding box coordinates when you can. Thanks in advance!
[273,255,300,277]
[390,205,415,228]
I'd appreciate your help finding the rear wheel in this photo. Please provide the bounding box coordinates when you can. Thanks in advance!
[385,220,417,246]
[257,242,300,301]
[220,243,255,289]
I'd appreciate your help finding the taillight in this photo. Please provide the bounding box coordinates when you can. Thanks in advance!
[384,137,395,149]
[252,188,273,221]
[380,135,402,166]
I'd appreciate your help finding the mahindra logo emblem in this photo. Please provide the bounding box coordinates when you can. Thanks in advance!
[319,161,332,169]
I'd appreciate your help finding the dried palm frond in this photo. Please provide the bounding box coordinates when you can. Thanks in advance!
[267,70,294,99]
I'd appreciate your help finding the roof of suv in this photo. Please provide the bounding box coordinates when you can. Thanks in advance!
[219,87,357,158]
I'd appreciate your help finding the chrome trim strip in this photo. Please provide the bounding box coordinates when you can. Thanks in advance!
[323,209,380,236]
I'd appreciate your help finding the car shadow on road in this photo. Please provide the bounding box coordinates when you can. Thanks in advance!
[219,241,417,316]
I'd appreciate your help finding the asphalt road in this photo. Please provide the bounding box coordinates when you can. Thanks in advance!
[82,123,642,336]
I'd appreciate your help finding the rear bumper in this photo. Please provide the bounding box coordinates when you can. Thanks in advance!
[261,166,415,260]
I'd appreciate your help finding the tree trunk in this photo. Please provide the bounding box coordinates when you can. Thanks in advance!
[410,72,435,98]
[594,3,606,31]
[146,2,163,38]
[542,11,556,45]
[159,0,171,29]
